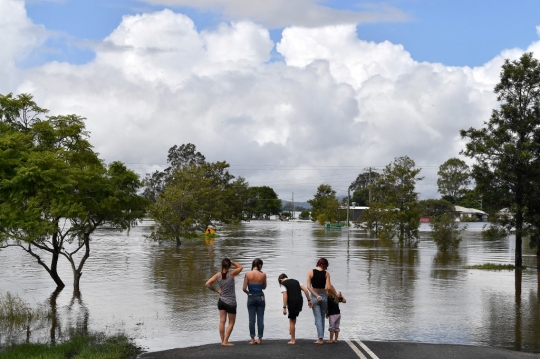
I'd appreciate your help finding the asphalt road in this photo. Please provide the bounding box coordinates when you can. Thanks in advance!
[137,339,539,359]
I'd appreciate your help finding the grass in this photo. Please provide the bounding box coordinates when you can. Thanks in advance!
[0,332,143,359]
[463,263,525,270]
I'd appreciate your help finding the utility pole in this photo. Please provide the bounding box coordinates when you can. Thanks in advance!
[347,187,350,227]
[292,192,295,220]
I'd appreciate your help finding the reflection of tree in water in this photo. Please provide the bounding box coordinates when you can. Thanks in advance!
[0,289,90,346]
[431,251,464,280]
[483,270,540,352]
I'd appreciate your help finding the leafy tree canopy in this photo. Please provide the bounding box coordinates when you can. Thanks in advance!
[0,94,147,291]
[308,184,340,225]
[461,52,540,267]
[244,186,281,219]
[437,158,471,203]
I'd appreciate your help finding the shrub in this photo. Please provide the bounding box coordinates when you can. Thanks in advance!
[431,212,466,251]
[481,224,508,239]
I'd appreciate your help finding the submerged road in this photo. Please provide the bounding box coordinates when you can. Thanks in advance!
[138,339,539,359]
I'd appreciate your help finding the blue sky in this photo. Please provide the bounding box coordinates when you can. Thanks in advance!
[5,0,540,201]
[25,0,540,67]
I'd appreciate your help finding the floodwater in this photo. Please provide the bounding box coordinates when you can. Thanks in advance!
[1,220,539,353]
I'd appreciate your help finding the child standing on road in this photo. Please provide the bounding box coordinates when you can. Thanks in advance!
[278,273,313,345]
[326,285,346,343]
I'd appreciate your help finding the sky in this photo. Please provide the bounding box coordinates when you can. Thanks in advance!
[3,0,540,203]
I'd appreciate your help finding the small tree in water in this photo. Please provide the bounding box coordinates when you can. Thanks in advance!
[431,213,466,251]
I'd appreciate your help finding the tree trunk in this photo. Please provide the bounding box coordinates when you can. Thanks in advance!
[176,236,182,246]
[514,269,522,350]
[515,203,523,268]
[537,245,540,270]
[72,234,91,294]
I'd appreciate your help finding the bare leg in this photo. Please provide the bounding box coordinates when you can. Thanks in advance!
[327,331,334,343]
[334,332,339,342]
[257,337,262,344]
[249,337,256,344]
[222,312,236,346]
[288,318,296,344]
[219,310,227,343]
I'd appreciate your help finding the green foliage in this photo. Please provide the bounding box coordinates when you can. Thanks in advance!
[149,161,248,240]
[1,332,142,359]
[142,143,206,203]
[419,199,454,217]
[350,168,380,206]
[308,184,340,225]
[430,213,465,251]
[364,156,423,241]
[299,210,310,220]
[461,52,540,267]
[436,158,471,203]
[481,224,508,239]
[464,263,520,270]
[0,93,48,131]
[244,186,281,219]
[0,93,147,289]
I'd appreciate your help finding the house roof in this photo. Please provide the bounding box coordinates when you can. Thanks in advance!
[454,205,487,215]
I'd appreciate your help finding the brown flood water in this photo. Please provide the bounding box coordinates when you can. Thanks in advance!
[1,220,539,352]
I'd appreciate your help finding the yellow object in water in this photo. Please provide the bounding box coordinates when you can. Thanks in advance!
[204,227,216,235]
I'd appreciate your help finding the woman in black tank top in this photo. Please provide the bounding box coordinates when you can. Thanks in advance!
[306,258,333,344]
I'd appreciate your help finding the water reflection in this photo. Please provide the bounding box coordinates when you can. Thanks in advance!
[1,221,539,353]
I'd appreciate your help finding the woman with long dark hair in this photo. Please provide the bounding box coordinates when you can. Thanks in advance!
[242,258,267,344]
[306,257,333,344]
[205,258,243,346]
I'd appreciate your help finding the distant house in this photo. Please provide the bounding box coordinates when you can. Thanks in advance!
[454,205,488,222]
[339,205,370,222]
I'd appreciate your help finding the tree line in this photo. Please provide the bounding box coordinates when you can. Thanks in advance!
[307,53,540,269]
[1,52,539,294]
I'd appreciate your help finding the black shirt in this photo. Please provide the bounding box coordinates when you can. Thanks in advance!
[327,296,342,315]
[281,279,303,313]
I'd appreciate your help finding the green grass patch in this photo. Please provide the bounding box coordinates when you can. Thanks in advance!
[0,292,51,333]
[0,332,143,359]
[463,263,525,270]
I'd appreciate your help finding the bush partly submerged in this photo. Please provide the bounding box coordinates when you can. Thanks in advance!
[0,332,143,359]
[481,224,508,239]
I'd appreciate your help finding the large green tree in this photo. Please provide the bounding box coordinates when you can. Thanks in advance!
[149,161,248,244]
[461,52,540,268]
[0,94,147,292]
[244,186,281,219]
[142,143,206,203]
[437,158,471,203]
[349,168,381,206]
[364,156,423,241]
[308,184,340,225]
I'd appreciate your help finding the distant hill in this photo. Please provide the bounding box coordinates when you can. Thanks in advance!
[281,200,311,211]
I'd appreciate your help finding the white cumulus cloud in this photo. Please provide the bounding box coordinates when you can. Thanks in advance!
[5,2,540,201]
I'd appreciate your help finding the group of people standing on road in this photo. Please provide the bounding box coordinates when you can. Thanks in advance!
[205,257,346,346]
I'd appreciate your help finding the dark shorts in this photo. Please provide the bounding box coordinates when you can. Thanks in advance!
[218,298,237,314]
[288,311,300,319]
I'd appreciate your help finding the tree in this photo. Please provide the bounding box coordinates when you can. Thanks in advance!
[0,96,147,292]
[149,161,248,244]
[461,52,540,268]
[308,184,340,225]
[142,143,206,202]
[350,168,380,206]
[430,213,465,251]
[0,93,48,131]
[364,156,423,241]
[437,158,471,203]
[299,210,310,220]
[244,186,281,219]
[419,199,455,217]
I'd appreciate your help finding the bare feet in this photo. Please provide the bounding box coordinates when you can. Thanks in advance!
[288,340,296,345]
[257,338,262,345]
[221,342,234,346]
[326,340,335,344]
[249,339,256,345]
[314,339,324,344]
